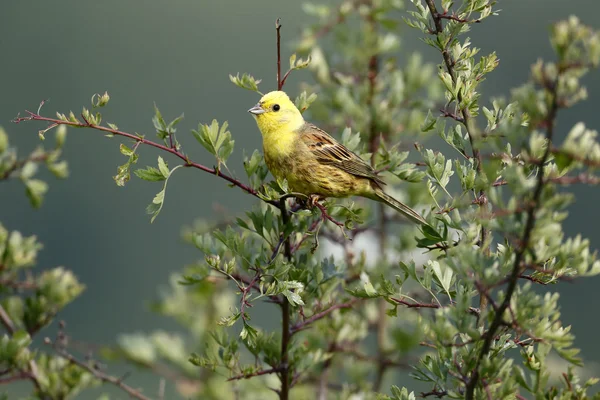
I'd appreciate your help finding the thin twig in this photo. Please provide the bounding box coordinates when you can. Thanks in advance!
[290,299,358,335]
[0,305,16,334]
[0,279,39,290]
[313,201,345,228]
[0,153,50,181]
[276,18,283,90]
[52,346,151,400]
[228,367,283,381]
[391,297,480,315]
[0,372,33,384]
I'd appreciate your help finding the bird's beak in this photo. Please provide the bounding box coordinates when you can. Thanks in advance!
[248,103,265,115]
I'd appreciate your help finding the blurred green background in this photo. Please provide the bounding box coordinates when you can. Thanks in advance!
[2,0,600,398]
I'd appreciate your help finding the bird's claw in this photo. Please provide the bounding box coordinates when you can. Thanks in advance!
[307,194,321,208]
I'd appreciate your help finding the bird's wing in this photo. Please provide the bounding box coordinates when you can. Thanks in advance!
[298,123,385,185]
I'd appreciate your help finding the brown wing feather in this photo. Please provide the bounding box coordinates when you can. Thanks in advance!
[298,123,385,185]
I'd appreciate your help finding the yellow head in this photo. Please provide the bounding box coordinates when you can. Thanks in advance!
[248,91,304,136]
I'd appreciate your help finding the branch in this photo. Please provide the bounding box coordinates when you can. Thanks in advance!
[0,305,16,334]
[276,18,283,90]
[312,200,345,228]
[421,389,448,398]
[278,199,293,400]
[13,110,277,207]
[391,297,480,316]
[45,322,152,400]
[240,270,262,321]
[51,346,151,400]
[424,0,482,167]
[0,278,39,290]
[276,19,293,400]
[290,299,358,335]
[0,371,33,384]
[549,173,600,185]
[424,0,491,327]
[228,367,282,381]
[464,74,562,399]
[0,153,50,181]
[436,9,481,24]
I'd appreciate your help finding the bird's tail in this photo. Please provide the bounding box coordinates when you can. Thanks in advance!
[372,188,428,225]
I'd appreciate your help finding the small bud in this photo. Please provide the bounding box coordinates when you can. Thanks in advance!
[98,91,110,107]
[68,111,78,123]
[91,91,110,108]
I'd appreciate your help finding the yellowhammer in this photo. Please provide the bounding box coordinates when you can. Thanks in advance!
[248,91,426,225]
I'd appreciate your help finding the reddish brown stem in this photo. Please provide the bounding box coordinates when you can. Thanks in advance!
[276,18,283,90]
[13,111,276,207]
[228,367,282,381]
[290,299,358,335]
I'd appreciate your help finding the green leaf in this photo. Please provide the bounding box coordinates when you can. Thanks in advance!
[240,322,259,348]
[346,276,381,298]
[23,179,48,208]
[294,91,318,113]
[424,149,454,198]
[117,334,156,364]
[157,156,169,178]
[47,160,69,179]
[192,120,235,166]
[218,312,241,327]
[146,162,183,222]
[55,124,67,148]
[113,152,138,187]
[290,55,311,70]
[229,73,262,93]
[280,281,305,306]
[134,166,166,182]
[428,260,453,301]
[152,104,167,136]
[420,110,436,132]
[119,144,134,156]
[20,162,38,179]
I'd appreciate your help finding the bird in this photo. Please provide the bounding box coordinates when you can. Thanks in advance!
[248,90,427,225]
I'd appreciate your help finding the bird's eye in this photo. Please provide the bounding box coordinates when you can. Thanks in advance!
[273,104,280,112]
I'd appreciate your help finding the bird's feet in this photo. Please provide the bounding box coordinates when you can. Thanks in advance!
[303,195,344,228]
[307,194,322,208]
